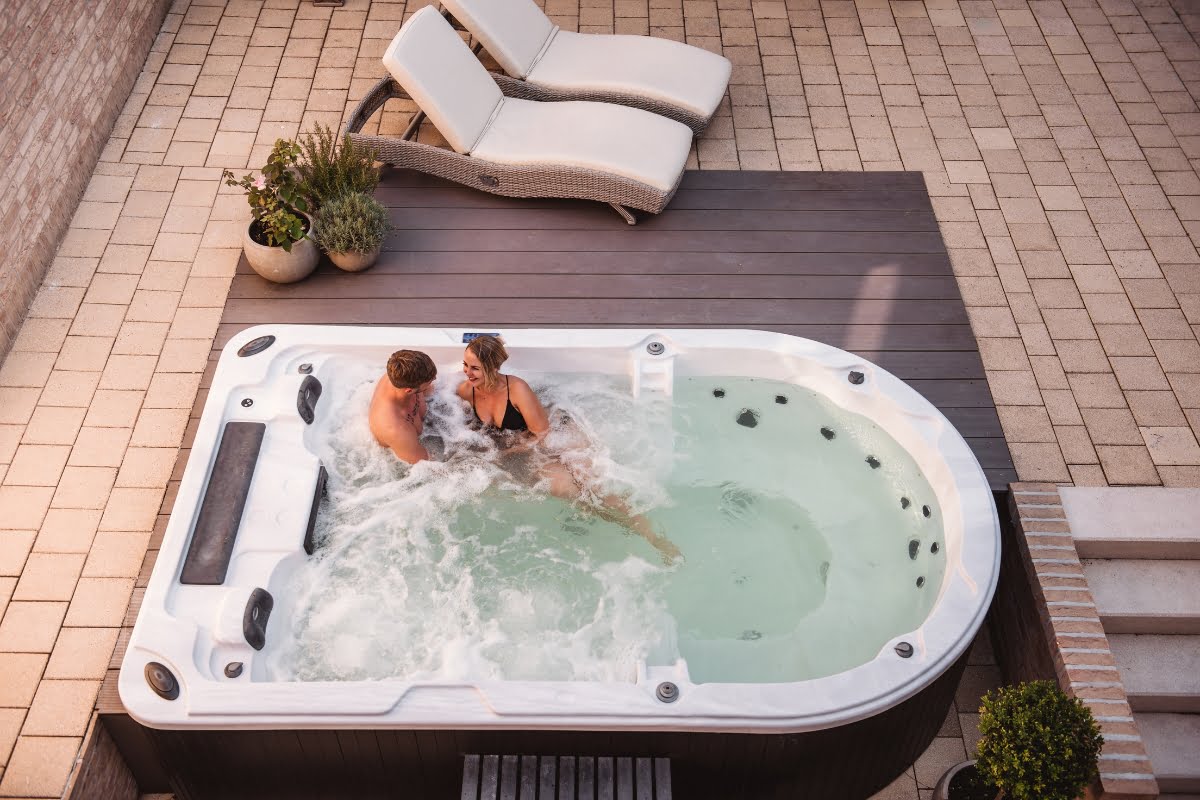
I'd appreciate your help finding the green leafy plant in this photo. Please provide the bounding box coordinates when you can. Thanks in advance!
[975,681,1103,800]
[296,123,379,208]
[223,139,310,251]
[313,193,391,254]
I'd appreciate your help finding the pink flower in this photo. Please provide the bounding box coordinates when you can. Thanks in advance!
[253,176,267,190]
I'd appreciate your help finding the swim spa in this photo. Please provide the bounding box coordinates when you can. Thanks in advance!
[119,325,1000,798]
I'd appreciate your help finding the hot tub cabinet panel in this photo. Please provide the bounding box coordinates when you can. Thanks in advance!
[107,645,965,799]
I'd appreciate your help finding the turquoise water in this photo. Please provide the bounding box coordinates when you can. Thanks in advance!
[265,366,944,685]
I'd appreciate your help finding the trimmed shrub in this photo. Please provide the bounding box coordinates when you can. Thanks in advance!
[975,680,1103,800]
[313,192,391,254]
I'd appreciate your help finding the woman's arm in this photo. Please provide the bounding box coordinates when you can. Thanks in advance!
[509,377,551,436]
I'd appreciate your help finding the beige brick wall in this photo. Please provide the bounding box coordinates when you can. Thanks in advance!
[0,0,173,362]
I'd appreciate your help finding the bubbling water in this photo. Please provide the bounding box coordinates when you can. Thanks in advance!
[264,362,945,685]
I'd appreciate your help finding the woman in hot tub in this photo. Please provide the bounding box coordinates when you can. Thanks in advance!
[456,335,681,564]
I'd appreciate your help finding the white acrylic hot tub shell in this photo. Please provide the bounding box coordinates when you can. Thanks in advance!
[120,326,1000,731]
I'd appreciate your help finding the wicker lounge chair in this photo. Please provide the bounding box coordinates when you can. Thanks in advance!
[439,0,732,134]
[344,7,694,224]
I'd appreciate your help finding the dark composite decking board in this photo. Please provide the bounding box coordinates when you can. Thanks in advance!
[218,167,1013,489]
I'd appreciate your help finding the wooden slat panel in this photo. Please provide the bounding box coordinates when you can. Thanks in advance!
[253,250,955,276]
[519,755,537,800]
[220,297,969,325]
[655,759,672,800]
[616,758,634,800]
[540,756,556,799]
[635,758,653,800]
[378,167,926,192]
[480,754,499,800]
[384,207,939,232]
[379,229,946,253]
[579,756,595,799]
[375,186,935,212]
[230,273,963,301]
[500,755,518,800]
[597,757,614,800]
[558,756,575,800]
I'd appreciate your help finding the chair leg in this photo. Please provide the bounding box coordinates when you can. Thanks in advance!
[610,203,637,225]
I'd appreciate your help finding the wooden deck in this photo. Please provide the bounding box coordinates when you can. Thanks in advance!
[94,168,1013,796]
[214,168,1014,489]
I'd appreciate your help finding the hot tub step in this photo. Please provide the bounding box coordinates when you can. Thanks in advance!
[462,754,671,799]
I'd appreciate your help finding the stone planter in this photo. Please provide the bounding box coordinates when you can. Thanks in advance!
[243,215,319,284]
[933,760,984,800]
[327,246,381,273]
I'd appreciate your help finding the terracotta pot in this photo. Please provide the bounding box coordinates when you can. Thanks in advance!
[933,760,979,800]
[243,215,319,284]
[327,246,381,273]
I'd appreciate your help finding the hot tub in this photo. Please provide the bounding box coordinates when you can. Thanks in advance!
[119,325,999,798]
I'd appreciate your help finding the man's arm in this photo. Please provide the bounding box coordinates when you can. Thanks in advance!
[389,425,429,464]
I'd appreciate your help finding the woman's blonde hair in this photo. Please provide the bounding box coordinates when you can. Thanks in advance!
[466,335,508,389]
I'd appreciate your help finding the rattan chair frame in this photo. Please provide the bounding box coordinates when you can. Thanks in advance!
[344,77,685,224]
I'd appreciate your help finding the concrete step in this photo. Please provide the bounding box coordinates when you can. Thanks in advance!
[1083,559,1200,634]
[1108,634,1200,712]
[1061,488,1200,559]
[1136,712,1200,793]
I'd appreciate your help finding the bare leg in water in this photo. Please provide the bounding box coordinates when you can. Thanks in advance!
[540,461,682,564]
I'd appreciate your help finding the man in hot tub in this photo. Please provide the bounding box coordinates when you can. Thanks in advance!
[369,349,438,464]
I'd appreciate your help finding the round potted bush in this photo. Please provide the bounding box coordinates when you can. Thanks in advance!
[934,680,1103,800]
[312,192,391,272]
[223,139,318,284]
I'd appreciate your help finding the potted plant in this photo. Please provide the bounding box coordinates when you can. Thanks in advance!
[312,192,391,272]
[296,123,379,209]
[934,680,1103,800]
[224,139,319,284]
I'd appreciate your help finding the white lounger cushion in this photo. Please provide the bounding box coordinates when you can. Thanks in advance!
[382,6,502,154]
[471,98,693,194]
[439,0,556,78]
[528,31,732,119]
[441,0,732,120]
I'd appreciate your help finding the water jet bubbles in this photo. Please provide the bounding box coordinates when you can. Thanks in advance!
[908,539,920,560]
[712,388,725,398]
[736,409,759,428]
[922,505,932,518]
[775,395,788,405]
[900,497,911,509]
[820,427,836,440]
[916,576,925,588]
[739,630,763,641]
[819,561,830,585]
[866,456,881,469]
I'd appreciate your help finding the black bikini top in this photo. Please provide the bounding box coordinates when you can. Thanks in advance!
[471,377,528,431]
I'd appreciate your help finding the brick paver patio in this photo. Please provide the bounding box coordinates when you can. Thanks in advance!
[1,0,1199,795]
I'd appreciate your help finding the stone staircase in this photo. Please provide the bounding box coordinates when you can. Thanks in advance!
[1062,488,1200,797]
